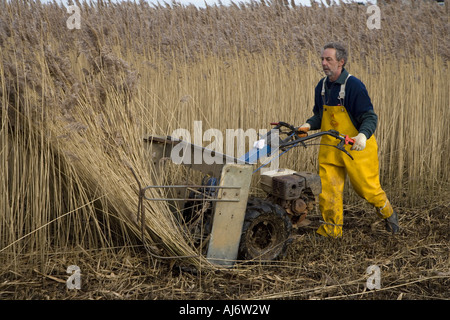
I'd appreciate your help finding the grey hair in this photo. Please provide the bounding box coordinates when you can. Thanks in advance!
[323,42,348,67]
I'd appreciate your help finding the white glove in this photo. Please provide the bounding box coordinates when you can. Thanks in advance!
[351,133,367,151]
[297,123,311,132]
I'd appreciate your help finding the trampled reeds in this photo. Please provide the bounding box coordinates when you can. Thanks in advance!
[0,0,448,299]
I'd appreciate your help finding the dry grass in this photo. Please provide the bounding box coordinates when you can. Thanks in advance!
[0,0,449,300]
[1,205,448,300]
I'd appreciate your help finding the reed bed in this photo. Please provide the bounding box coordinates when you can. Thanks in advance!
[0,0,448,299]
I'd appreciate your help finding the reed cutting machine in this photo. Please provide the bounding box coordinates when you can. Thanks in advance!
[137,122,354,267]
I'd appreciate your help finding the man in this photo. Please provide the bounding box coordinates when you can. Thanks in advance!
[298,42,399,238]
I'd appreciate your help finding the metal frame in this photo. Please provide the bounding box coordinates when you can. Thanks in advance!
[142,136,254,267]
[140,127,353,266]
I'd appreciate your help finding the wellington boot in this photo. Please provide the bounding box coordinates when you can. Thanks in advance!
[385,210,400,234]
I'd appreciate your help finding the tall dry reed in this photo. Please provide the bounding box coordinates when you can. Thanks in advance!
[0,0,448,273]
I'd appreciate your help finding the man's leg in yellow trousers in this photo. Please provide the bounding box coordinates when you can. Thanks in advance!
[344,138,394,219]
[316,161,346,238]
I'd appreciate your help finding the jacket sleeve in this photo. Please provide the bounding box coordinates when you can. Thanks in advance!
[306,81,323,130]
[357,110,378,139]
[346,78,378,139]
[306,113,322,130]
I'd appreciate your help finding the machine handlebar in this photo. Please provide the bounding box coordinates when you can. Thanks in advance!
[270,121,355,159]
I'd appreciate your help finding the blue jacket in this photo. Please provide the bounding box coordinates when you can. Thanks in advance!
[306,69,378,139]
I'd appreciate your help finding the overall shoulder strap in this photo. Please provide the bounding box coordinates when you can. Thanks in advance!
[321,77,326,105]
[338,74,352,101]
[321,77,326,97]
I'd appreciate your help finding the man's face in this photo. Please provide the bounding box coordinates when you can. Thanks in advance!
[321,48,344,81]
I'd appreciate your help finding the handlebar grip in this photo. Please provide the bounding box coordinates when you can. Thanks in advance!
[344,135,355,145]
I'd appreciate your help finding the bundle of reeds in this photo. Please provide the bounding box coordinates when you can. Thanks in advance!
[0,0,207,270]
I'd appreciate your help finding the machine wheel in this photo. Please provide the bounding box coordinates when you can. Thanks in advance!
[238,197,292,261]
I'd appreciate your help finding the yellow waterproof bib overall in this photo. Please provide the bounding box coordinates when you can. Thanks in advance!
[316,76,393,238]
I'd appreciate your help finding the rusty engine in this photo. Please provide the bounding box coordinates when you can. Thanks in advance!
[260,169,321,228]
